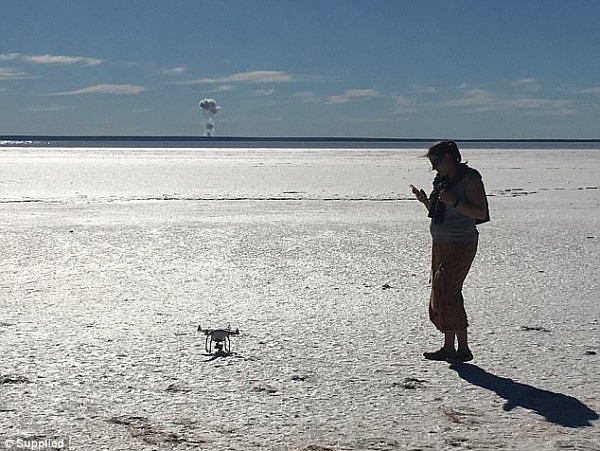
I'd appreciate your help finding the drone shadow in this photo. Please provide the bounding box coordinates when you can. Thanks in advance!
[450,363,598,428]
[203,350,231,362]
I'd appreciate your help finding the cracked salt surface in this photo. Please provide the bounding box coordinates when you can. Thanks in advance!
[1,147,599,450]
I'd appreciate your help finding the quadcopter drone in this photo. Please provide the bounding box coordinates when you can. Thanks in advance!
[197,325,240,354]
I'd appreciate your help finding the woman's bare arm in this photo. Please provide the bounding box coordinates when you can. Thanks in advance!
[457,179,487,220]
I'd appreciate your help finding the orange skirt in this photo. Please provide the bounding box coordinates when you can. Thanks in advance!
[429,239,478,332]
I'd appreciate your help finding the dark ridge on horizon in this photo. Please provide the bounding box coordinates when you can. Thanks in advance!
[2,135,600,144]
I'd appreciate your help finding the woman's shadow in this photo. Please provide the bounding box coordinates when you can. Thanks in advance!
[450,363,598,428]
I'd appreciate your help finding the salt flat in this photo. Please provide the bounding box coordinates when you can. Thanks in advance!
[0,148,598,450]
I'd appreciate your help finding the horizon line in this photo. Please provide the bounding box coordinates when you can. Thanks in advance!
[2,135,600,143]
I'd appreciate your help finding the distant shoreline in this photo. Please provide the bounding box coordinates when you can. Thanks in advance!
[2,135,600,142]
[2,135,600,149]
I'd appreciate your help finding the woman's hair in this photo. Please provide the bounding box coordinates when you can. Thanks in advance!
[427,140,462,163]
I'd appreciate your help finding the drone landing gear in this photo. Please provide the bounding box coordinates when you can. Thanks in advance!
[207,336,231,355]
[197,325,239,356]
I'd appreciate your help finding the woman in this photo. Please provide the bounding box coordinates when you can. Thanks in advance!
[411,140,489,362]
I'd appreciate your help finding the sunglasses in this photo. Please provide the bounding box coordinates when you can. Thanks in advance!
[430,155,444,168]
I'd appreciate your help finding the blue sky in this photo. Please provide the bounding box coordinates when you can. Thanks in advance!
[1,0,599,138]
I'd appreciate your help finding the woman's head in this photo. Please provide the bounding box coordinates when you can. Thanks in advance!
[426,140,462,174]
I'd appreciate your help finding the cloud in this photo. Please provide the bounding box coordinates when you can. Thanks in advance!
[22,104,71,112]
[444,87,576,116]
[2,53,102,66]
[198,85,234,94]
[0,67,33,80]
[48,84,147,95]
[293,91,319,103]
[444,88,498,111]
[212,84,234,92]
[161,66,186,76]
[393,95,416,114]
[327,89,380,104]
[416,86,440,94]
[183,70,294,84]
[512,98,576,116]
[511,78,540,92]
[575,86,600,96]
[252,89,274,96]
[23,54,103,67]
[0,53,22,61]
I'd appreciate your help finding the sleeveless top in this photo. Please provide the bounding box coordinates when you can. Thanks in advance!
[430,171,485,243]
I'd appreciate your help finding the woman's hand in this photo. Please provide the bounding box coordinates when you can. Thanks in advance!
[411,185,429,206]
[438,181,488,220]
[438,188,457,206]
